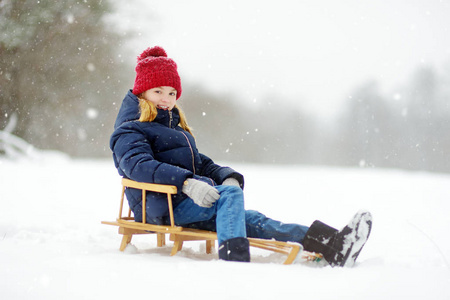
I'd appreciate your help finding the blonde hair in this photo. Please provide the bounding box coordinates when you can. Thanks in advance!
[138,98,194,136]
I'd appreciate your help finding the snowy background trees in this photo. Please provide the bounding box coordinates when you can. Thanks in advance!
[0,0,132,157]
[1,0,450,173]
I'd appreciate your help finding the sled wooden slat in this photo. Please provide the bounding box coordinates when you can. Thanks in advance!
[102,178,301,264]
[248,239,301,265]
[121,178,177,194]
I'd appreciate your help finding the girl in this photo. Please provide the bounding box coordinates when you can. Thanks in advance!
[110,46,372,266]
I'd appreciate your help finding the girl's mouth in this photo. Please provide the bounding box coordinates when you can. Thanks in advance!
[157,105,169,110]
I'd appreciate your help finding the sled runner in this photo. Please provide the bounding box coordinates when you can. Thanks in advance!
[102,178,323,264]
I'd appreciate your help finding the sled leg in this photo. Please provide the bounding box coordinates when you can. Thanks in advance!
[206,240,214,254]
[157,233,166,247]
[283,245,301,265]
[120,234,133,251]
[170,235,184,256]
[170,241,183,256]
[118,227,148,251]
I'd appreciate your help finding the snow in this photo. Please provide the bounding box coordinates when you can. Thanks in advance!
[1,157,450,299]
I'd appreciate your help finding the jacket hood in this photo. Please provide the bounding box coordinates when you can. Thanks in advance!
[114,90,140,129]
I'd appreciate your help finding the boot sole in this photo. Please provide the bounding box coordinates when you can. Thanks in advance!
[340,210,372,267]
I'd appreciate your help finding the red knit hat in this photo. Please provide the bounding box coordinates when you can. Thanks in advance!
[132,46,182,99]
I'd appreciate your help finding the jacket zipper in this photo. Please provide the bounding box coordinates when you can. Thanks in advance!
[181,132,196,175]
[168,110,196,175]
[168,110,173,128]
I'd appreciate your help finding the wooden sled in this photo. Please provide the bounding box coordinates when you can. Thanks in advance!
[102,178,318,265]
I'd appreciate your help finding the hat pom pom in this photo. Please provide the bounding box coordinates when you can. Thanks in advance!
[137,46,167,62]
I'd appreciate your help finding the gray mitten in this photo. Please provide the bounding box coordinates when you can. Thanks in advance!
[182,178,220,208]
[222,177,240,187]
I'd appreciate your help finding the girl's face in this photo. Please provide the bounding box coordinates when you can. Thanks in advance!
[142,86,177,111]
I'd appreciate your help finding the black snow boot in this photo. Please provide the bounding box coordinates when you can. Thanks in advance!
[218,237,250,262]
[302,211,372,267]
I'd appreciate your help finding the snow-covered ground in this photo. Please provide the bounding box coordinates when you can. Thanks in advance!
[1,157,449,299]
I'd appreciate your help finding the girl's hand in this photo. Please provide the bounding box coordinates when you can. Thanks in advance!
[182,179,220,208]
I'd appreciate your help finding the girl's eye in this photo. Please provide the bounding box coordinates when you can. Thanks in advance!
[169,92,176,96]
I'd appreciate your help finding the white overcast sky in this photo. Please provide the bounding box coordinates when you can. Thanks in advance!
[113,0,450,117]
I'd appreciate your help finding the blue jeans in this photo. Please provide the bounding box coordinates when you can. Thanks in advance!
[173,185,309,245]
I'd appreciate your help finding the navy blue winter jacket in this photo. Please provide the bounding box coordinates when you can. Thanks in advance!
[110,90,244,224]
